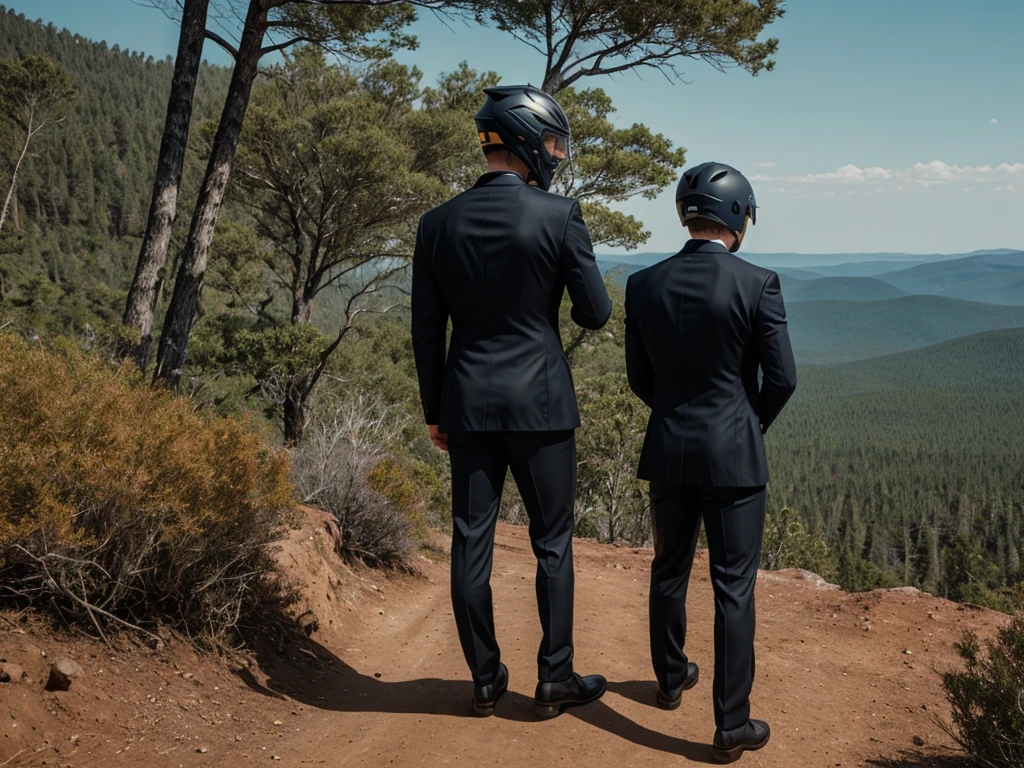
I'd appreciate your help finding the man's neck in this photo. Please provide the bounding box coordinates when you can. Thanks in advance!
[690,237,728,247]
[689,234,735,252]
[485,163,526,179]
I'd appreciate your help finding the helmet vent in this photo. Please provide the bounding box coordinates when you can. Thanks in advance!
[731,201,741,215]
[710,170,728,183]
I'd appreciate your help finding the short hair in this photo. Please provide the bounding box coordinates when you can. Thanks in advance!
[685,217,731,237]
[482,145,514,159]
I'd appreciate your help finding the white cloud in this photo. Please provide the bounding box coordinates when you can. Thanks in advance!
[750,160,1024,193]
[751,161,779,168]
[991,118,998,124]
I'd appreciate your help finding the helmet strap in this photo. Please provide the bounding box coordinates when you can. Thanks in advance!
[731,213,752,253]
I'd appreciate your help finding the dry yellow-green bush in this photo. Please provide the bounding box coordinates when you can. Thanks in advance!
[290,394,415,570]
[366,456,433,549]
[0,335,296,643]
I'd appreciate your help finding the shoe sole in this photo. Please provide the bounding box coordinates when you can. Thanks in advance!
[657,668,700,711]
[710,730,770,763]
[472,682,508,717]
[534,680,608,719]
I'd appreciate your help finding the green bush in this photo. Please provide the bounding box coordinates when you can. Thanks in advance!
[943,534,1024,613]
[761,506,838,581]
[0,335,296,643]
[367,455,437,550]
[941,614,1024,768]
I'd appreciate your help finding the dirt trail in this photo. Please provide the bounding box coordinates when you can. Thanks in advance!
[0,509,1008,767]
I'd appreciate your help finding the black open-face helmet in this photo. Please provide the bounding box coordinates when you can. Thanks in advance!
[676,162,758,252]
[474,85,571,191]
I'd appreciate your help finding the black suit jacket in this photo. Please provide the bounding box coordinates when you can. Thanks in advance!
[625,239,797,486]
[412,171,612,433]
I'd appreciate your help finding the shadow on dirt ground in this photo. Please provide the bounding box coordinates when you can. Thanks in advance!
[236,633,717,763]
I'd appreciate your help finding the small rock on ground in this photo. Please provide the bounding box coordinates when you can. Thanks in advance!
[45,657,85,692]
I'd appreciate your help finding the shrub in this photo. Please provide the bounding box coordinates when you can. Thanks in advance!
[366,456,435,548]
[0,335,296,644]
[291,392,414,569]
[761,506,838,581]
[943,534,1023,613]
[941,614,1024,768]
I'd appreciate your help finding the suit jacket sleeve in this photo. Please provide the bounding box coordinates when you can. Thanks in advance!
[624,277,655,409]
[411,216,449,425]
[561,201,613,330]
[755,271,798,434]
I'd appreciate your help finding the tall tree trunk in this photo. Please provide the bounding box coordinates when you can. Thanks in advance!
[11,189,19,229]
[0,115,33,236]
[292,287,312,324]
[283,385,306,446]
[541,71,563,95]
[120,0,211,370]
[153,0,268,387]
[903,518,912,585]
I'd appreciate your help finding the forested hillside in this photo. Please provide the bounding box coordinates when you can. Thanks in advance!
[876,250,1024,305]
[765,329,1024,602]
[787,294,1024,364]
[778,275,908,303]
[0,5,230,335]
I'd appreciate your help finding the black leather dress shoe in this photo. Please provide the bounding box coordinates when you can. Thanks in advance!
[534,673,607,718]
[711,719,771,763]
[472,663,509,717]
[656,662,699,710]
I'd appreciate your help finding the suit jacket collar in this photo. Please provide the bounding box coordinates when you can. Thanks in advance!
[681,238,731,255]
[473,171,528,188]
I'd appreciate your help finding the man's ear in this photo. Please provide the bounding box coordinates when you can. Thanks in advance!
[731,215,752,252]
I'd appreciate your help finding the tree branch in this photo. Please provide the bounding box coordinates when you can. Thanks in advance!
[562,51,677,91]
[261,36,315,56]
[565,27,653,73]
[496,26,548,59]
[304,279,399,399]
[204,29,239,59]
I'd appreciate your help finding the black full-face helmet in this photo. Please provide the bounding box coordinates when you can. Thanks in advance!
[474,85,571,191]
[676,162,758,252]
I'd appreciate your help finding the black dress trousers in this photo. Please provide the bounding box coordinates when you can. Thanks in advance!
[648,482,767,731]
[447,430,577,686]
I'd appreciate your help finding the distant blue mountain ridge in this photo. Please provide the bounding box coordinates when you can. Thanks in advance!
[596,247,1022,272]
[598,248,1024,306]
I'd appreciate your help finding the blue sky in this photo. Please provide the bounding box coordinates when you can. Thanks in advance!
[11,0,1024,255]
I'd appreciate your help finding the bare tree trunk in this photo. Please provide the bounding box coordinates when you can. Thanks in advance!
[11,189,19,229]
[903,518,912,584]
[0,116,33,235]
[120,0,211,370]
[283,385,307,445]
[608,497,617,545]
[292,275,312,324]
[153,0,269,387]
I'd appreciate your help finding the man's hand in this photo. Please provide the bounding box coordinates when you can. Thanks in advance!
[428,424,448,452]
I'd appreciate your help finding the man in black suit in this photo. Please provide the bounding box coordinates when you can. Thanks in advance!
[411,85,612,719]
[624,162,797,762]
